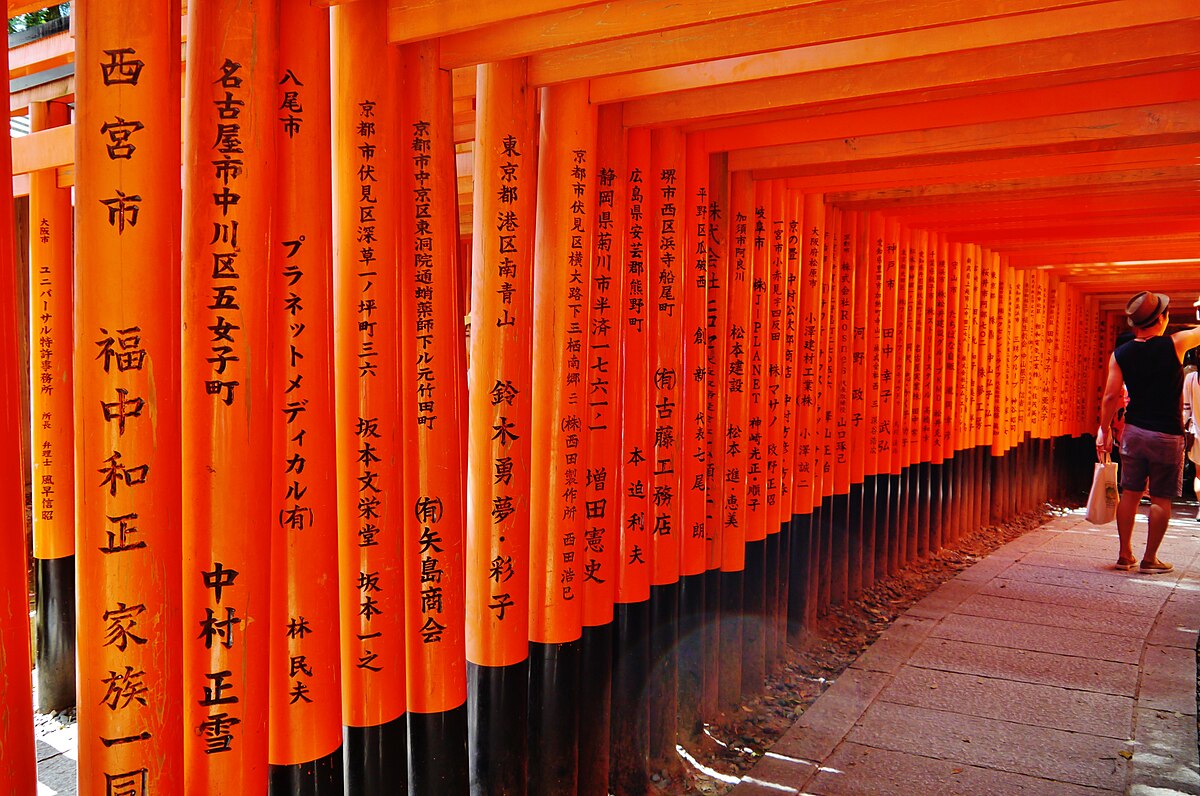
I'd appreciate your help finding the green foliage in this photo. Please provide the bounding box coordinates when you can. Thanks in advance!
[8,3,70,34]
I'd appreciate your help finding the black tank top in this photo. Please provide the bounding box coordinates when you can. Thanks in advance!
[1115,335,1183,435]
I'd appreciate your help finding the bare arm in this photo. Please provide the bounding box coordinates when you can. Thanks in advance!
[1172,307,1200,359]
[1097,352,1125,453]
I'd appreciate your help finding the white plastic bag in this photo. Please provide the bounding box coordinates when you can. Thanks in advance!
[1085,456,1118,525]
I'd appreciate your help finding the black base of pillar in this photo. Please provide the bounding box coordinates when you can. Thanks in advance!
[648,582,680,768]
[344,715,407,795]
[408,703,468,794]
[269,745,344,796]
[468,659,528,795]
[786,514,811,645]
[741,539,767,695]
[611,601,650,796]
[677,572,706,745]
[35,554,75,712]
[579,623,613,796]
[717,569,743,711]
[529,639,581,794]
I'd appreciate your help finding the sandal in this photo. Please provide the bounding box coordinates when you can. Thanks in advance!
[1139,560,1174,574]
[1114,559,1138,571]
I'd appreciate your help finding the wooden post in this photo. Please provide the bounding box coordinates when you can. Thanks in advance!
[701,152,729,720]
[677,133,708,747]
[612,127,651,796]
[849,211,870,594]
[0,35,36,792]
[579,104,623,795]
[764,182,785,664]
[396,39,470,792]
[75,3,184,790]
[181,2,277,790]
[647,125,684,772]
[268,5,343,792]
[466,58,536,796]
[29,99,75,712]
[718,170,753,710]
[528,81,596,794]
[331,3,407,790]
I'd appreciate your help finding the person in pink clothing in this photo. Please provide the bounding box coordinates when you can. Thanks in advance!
[1097,291,1200,573]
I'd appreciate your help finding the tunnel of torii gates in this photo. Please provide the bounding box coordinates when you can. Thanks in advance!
[0,0,1197,794]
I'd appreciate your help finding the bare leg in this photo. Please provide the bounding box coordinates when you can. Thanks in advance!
[1142,495,1173,565]
[1115,488,1143,564]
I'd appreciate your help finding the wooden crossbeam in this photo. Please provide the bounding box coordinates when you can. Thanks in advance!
[620,21,1200,126]
[386,0,601,44]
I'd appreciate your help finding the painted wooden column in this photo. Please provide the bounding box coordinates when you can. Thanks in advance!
[878,219,901,574]
[910,230,930,562]
[741,180,769,695]
[181,2,277,791]
[466,58,536,796]
[702,152,729,720]
[778,188,802,651]
[647,125,684,772]
[944,243,964,543]
[866,213,889,584]
[0,35,36,794]
[831,212,856,604]
[331,2,407,791]
[849,212,871,595]
[579,103,623,795]
[793,194,825,631]
[268,5,342,793]
[29,98,75,712]
[612,127,651,796]
[395,39,470,792]
[678,133,709,746]
[763,182,785,666]
[528,81,596,794]
[816,207,837,613]
[889,222,911,570]
[718,170,753,709]
[74,3,184,790]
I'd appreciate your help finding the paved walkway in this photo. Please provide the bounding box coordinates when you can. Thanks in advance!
[734,504,1200,796]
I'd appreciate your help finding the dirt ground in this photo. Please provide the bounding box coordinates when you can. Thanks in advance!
[668,503,1062,794]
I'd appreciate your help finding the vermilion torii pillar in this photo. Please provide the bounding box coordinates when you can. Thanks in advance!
[396,39,469,792]
[647,126,684,771]
[528,80,597,794]
[75,3,184,792]
[331,2,407,791]
[579,103,624,795]
[268,5,343,793]
[29,98,75,713]
[181,0,277,791]
[0,35,36,793]
[467,58,536,795]
[612,127,651,796]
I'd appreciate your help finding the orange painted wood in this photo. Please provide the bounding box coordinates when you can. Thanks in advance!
[705,71,1200,155]
[680,134,709,576]
[780,188,802,515]
[396,39,469,714]
[74,2,185,789]
[583,104,624,622]
[331,0,407,730]
[539,0,1114,88]
[745,179,770,541]
[764,180,786,532]
[648,127,685,583]
[617,127,653,603]
[794,194,825,510]
[832,211,855,495]
[528,81,597,642]
[705,152,730,570]
[849,210,870,483]
[466,59,537,666]
[387,0,599,44]
[28,100,73,561]
[721,170,754,572]
[621,22,1200,126]
[594,0,1194,104]
[181,0,277,788]
[0,42,36,796]
[268,3,342,767]
[817,207,837,502]
[11,123,73,175]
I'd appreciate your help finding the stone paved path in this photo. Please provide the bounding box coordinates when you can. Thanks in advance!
[733,505,1200,796]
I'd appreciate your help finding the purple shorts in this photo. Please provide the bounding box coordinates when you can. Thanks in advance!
[1119,424,1184,498]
